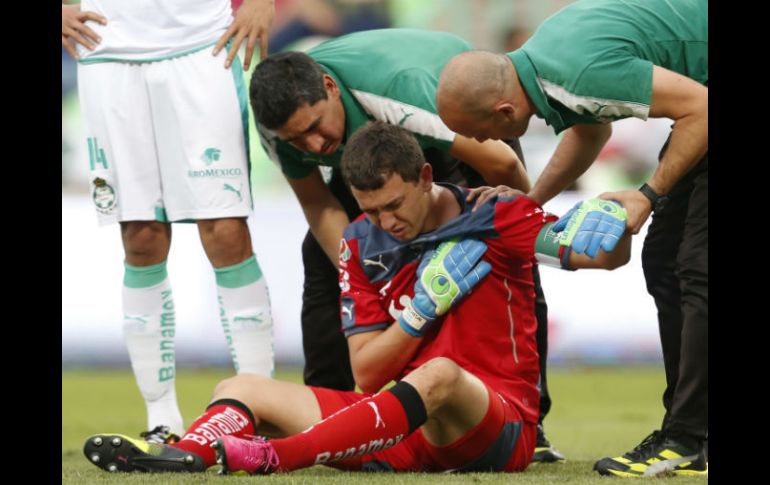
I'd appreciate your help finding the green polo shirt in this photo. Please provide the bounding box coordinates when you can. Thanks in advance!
[508,0,707,134]
[257,29,474,179]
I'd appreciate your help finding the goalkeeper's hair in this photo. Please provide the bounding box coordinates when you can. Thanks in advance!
[342,121,424,191]
[250,52,328,129]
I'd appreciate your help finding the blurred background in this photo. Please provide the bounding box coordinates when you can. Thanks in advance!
[62,0,673,370]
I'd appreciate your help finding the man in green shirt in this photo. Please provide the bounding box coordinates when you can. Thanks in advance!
[437,0,707,478]
[251,28,565,462]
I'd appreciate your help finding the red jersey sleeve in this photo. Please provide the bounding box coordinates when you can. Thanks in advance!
[338,238,389,338]
[492,196,558,260]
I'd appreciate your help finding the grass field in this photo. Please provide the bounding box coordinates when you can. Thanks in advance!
[62,366,707,484]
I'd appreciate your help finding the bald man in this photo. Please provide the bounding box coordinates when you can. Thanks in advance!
[438,0,707,478]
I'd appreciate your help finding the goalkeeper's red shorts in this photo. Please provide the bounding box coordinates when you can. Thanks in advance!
[309,383,535,472]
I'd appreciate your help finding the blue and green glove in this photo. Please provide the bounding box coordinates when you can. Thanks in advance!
[552,198,627,258]
[399,239,492,337]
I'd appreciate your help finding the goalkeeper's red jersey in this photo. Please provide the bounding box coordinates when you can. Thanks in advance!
[338,183,557,425]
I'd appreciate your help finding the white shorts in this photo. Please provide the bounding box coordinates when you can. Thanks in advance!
[77,47,253,225]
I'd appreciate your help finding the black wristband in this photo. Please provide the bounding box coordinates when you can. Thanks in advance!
[639,183,668,213]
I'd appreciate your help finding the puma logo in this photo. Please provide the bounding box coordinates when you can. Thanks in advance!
[398,107,415,126]
[233,314,263,324]
[341,304,353,320]
[223,183,242,201]
[367,401,386,428]
[363,255,388,272]
[124,315,149,325]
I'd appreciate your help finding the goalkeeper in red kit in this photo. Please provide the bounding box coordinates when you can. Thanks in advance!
[83,122,630,474]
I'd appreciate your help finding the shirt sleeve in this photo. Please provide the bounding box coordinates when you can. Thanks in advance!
[545,54,654,125]
[380,68,455,152]
[493,196,559,260]
[339,237,389,338]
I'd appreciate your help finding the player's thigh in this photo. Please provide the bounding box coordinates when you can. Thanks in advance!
[77,62,163,225]
[147,49,252,222]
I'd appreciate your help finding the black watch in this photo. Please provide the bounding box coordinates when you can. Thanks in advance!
[639,183,669,213]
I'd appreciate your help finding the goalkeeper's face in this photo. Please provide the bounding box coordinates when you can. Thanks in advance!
[352,168,433,241]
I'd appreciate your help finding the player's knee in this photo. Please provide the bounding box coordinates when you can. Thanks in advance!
[212,375,240,397]
[121,222,169,261]
[412,357,462,400]
[212,373,269,399]
[199,218,249,253]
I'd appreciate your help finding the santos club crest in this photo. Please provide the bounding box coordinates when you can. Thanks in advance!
[92,177,117,214]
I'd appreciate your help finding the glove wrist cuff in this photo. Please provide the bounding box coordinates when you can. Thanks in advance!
[399,305,429,337]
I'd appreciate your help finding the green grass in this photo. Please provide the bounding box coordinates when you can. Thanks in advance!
[62,366,707,484]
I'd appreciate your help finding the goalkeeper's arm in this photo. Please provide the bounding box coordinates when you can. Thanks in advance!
[535,199,632,271]
[535,222,632,270]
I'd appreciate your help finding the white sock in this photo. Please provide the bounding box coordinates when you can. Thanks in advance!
[122,261,184,435]
[214,254,274,376]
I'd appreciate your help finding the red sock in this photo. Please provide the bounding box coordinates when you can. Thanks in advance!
[271,390,411,471]
[171,399,255,466]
